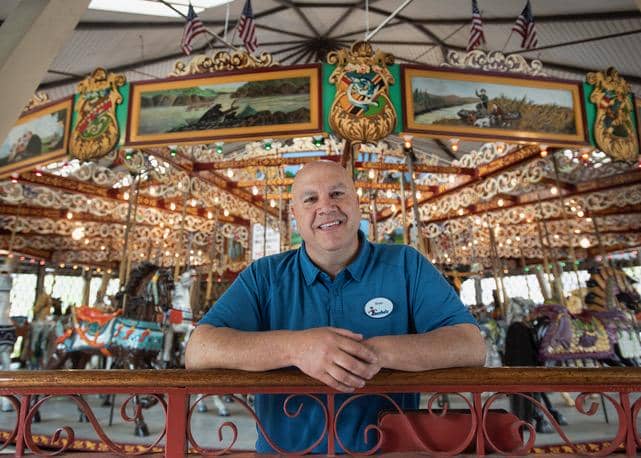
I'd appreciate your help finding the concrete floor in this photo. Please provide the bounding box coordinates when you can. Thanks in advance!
[0,391,632,454]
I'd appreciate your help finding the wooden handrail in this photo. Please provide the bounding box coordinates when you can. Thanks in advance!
[1,367,641,390]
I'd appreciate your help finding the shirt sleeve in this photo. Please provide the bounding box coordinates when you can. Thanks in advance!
[198,261,265,332]
[407,248,478,333]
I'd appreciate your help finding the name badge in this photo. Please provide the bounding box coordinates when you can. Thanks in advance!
[364,297,394,318]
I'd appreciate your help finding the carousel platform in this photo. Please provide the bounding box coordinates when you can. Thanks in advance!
[0,391,630,455]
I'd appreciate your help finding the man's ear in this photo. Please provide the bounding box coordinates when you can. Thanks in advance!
[290,203,296,219]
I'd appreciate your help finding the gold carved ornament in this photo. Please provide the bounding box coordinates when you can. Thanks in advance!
[69,68,126,161]
[586,67,639,162]
[327,41,397,144]
[169,50,274,76]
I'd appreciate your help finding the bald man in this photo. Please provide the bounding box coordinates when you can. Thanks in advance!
[186,160,485,453]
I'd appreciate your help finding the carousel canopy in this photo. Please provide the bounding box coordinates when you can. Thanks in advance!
[0,0,640,279]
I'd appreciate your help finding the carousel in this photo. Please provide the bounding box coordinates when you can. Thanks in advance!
[0,0,641,455]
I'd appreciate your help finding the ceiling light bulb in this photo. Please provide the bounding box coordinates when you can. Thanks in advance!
[170,202,176,211]
[368,169,375,179]
[227,168,234,178]
[252,186,259,195]
[579,237,590,248]
[550,186,558,195]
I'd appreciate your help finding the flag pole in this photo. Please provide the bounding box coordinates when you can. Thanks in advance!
[501,30,514,52]
[158,0,243,53]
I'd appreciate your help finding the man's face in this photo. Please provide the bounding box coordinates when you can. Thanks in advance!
[291,162,361,258]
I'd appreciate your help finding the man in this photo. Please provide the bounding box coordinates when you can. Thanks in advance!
[185,160,485,453]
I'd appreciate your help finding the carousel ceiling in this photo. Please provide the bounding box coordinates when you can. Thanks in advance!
[1,0,641,276]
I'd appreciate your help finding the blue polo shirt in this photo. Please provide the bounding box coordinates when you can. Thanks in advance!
[199,231,476,453]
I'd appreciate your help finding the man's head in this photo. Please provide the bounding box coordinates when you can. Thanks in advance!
[291,160,361,262]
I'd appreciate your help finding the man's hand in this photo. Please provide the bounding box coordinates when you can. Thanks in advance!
[291,327,381,392]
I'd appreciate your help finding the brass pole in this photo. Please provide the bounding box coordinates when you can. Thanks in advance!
[487,222,504,313]
[118,173,138,286]
[399,170,408,244]
[551,153,583,306]
[405,150,426,255]
[173,177,191,282]
[124,175,142,288]
[534,219,552,301]
[205,216,218,304]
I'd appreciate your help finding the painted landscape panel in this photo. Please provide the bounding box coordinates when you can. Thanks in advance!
[403,66,586,145]
[0,98,72,178]
[128,66,320,145]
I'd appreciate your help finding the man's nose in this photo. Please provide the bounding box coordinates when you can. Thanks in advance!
[315,196,338,213]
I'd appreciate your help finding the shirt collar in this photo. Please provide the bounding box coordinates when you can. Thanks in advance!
[299,230,370,285]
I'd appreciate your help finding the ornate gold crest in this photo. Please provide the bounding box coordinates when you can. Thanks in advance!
[327,41,396,144]
[586,67,639,161]
[70,68,126,161]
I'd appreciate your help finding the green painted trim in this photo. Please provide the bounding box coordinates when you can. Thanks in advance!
[322,63,335,133]
[389,64,402,134]
[583,82,597,147]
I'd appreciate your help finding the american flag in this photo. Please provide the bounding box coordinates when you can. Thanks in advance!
[466,0,485,51]
[180,4,207,55]
[512,0,538,50]
[237,0,258,53]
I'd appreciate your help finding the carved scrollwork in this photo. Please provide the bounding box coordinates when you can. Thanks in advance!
[586,67,639,162]
[443,50,546,76]
[169,50,274,77]
[23,92,50,113]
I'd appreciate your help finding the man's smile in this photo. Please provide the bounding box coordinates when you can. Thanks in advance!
[317,219,344,230]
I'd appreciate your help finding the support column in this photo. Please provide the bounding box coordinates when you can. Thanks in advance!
[0,0,90,143]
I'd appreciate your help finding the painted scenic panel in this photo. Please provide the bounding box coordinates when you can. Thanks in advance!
[403,66,586,145]
[128,65,320,145]
[0,98,72,178]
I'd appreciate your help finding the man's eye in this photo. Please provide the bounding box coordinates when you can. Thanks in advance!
[304,197,316,204]
[331,192,344,198]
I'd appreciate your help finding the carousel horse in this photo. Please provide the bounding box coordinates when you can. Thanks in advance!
[47,262,174,436]
[161,269,229,416]
[504,266,641,432]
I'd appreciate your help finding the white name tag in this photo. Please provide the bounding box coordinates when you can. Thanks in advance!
[364,297,394,318]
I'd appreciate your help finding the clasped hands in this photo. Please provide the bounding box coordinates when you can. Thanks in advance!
[292,327,382,392]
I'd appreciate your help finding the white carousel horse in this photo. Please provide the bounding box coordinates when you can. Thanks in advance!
[0,263,18,411]
[163,269,229,417]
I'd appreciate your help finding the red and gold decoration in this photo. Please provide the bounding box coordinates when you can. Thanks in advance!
[70,68,126,161]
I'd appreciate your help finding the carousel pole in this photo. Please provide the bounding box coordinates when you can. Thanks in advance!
[469,224,483,307]
[404,147,427,255]
[399,169,408,244]
[124,174,142,288]
[81,268,91,306]
[263,178,268,257]
[519,246,533,301]
[173,175,191,282]
[534,218,553,301]
[371,189,378,242]
[552,153,584,305]
[590,215,619,308]
[118,173,139,286]
[278,167,285,253]
[487,220,504,313]
[205,216,218,305]
[538,204,565,306]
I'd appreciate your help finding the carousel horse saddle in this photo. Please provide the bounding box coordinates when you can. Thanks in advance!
[59,314,163,354]
[111,318,164,353]
[537,306,614,362]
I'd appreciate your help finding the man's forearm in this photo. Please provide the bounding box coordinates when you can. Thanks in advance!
[185,325,296,371]
[365,323,486,372]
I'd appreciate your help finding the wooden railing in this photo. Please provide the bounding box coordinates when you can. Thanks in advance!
[0,367,640,456]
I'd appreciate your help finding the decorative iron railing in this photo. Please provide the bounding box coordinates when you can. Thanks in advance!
[0,367,640,456]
